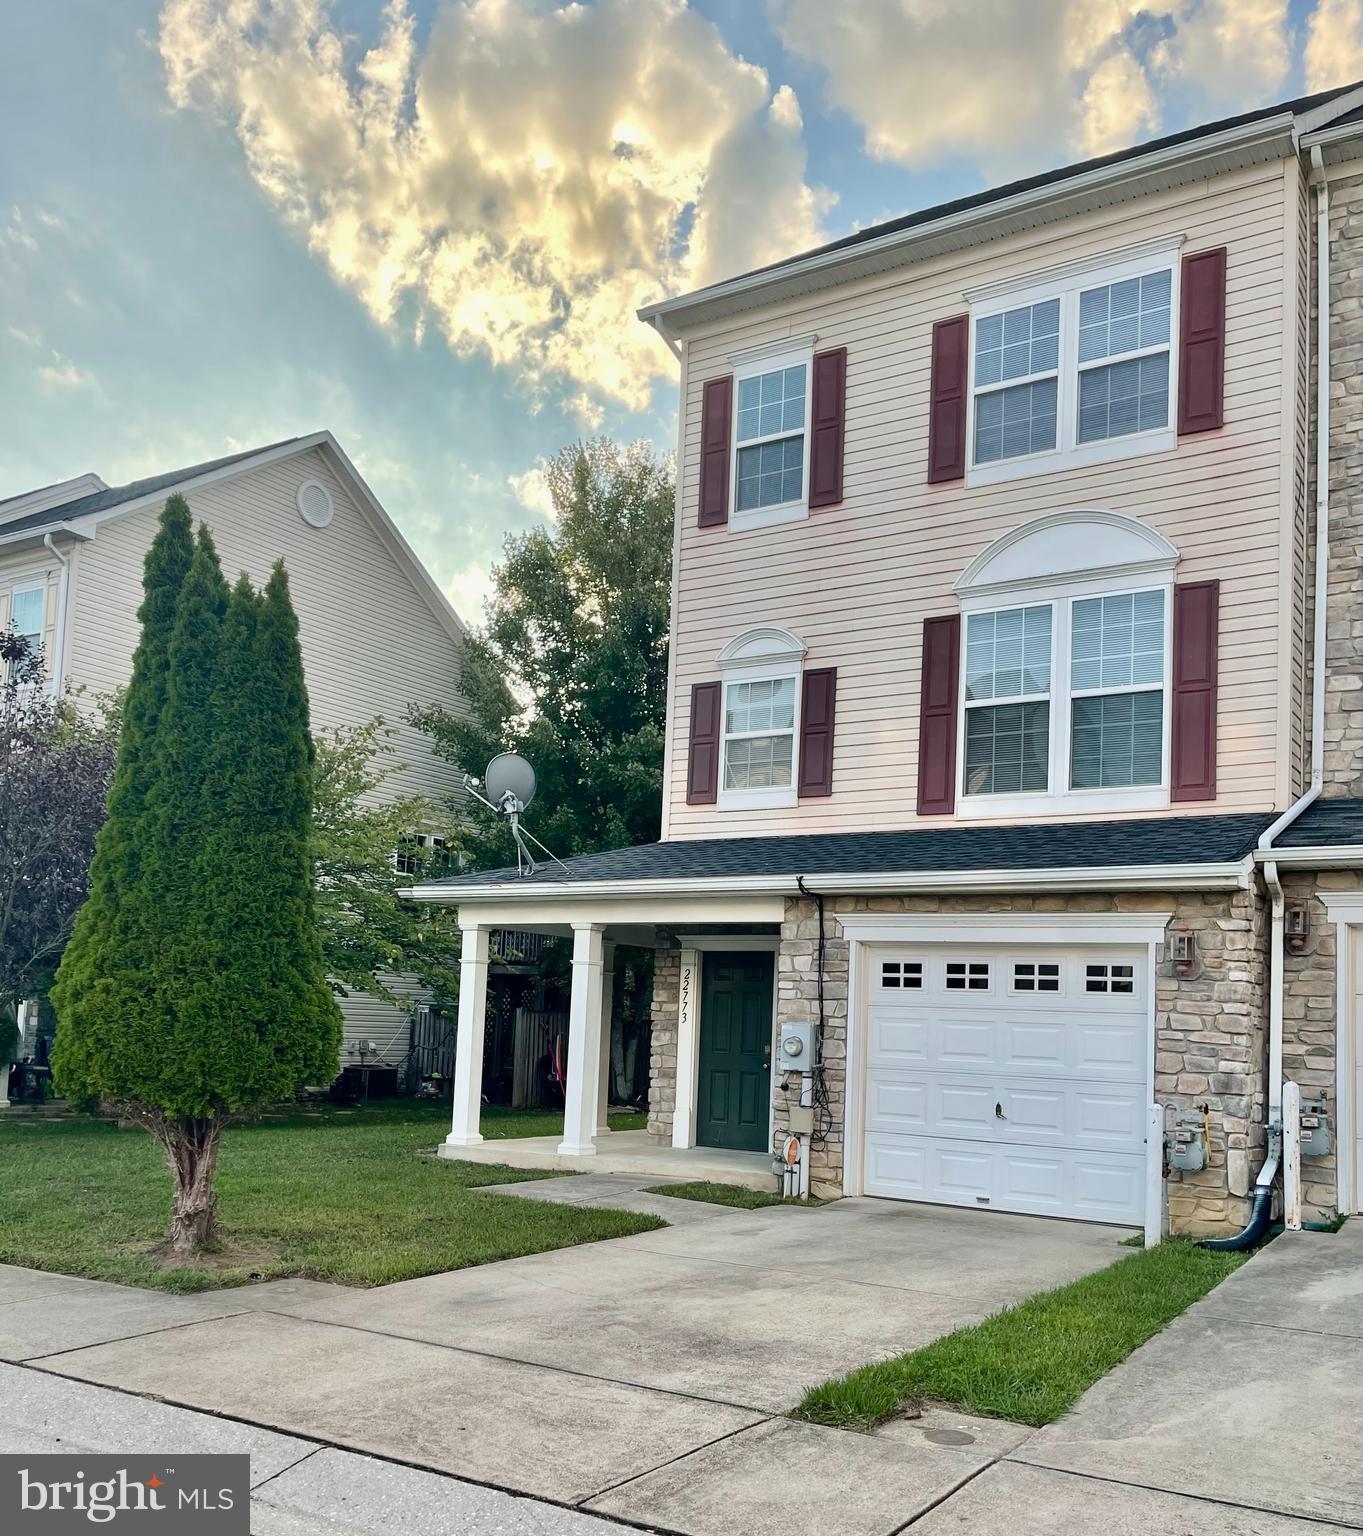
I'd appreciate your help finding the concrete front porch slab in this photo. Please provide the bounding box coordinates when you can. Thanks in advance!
[586,1417,989,1536]
[910,1461,1335,1535]
[479,1174,741,1225]
[33,1310,765,1504]
[440,1130,775,1191]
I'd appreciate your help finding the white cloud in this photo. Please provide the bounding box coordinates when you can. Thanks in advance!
[508,463,555,521]
[443,560,495,625]
[158,0,828,415]
[37,353,94,392]
[1075,51,1160,157]
[767,0,1291,177]
[1152,0,1291,104]
[1306,0,1363,89]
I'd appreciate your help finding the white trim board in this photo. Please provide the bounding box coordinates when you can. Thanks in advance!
[1316,892,1361,1214]
[408,859,1252,905]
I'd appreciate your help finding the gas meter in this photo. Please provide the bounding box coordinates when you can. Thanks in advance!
[1300,1097,1332,1159]
[1168,1109,1208,1173]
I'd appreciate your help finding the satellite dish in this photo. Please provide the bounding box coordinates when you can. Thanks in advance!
[484,753,536,812]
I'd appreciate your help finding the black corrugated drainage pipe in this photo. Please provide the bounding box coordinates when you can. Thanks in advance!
[1199,1135,1280,1253]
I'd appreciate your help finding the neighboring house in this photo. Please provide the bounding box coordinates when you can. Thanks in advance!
[0,431,466,1076]
[416,82,1363,1241]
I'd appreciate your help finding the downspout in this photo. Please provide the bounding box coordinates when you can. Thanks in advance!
[41,532,70,690]
[1203,144,1330,1251]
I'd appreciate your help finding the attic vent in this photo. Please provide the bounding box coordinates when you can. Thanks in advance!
[297,480,334,528]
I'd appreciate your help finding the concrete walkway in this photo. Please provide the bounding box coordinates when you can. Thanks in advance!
[1,1196,1357,1533]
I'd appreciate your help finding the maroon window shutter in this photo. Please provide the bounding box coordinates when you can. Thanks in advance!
[808,348,847,509]
[698,376,733,527]
[1177,248,1226,435]
[927,315,968,484]
[798,668,837,796]
[916,615,961,814]
[686,681,722,804]
[1170,580,1219,802]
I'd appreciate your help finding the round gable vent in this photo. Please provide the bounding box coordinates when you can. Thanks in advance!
[297,480,334,529]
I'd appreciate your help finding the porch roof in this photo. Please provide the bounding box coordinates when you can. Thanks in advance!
[414,811,1272,902]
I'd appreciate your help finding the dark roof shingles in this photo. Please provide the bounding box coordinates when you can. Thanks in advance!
[1274,797,1363,847]
[432,812,1273,890]
[0,439,302,537]
[672,82,1360,301]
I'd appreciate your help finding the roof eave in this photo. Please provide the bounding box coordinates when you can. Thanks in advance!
[1254,844,1363,867]
[0,521,91,552]
[407,858,1252,904]
[639,113,1296,334]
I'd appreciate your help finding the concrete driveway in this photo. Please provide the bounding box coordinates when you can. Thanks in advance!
[1,1190,1130,1530]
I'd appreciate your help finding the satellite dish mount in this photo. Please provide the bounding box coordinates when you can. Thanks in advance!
[461,753,567,878]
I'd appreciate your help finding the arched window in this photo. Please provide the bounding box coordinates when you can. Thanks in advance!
[713,627,808,809]
[953,510,1179,815]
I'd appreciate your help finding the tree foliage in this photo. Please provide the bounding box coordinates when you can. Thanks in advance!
[52,497,341,1254]
[0,633,117,1056]
[312,719,461,1007]
[412,438,673,869]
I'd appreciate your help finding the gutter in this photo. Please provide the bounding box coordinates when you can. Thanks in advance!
[0,520,88,552]
[1209,144,1333,1248]
[406,858,1252,904]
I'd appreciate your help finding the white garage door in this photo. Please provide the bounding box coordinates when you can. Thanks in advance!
[862,944,1149,1224]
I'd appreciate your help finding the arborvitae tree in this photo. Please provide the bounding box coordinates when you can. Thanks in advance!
[54,513,341,1257]
[52,497,194,1103]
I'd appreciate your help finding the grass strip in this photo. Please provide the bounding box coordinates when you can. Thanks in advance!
[644,1180,818,1210]
[0,1101,658,1292]
[794,1238,1248,1429]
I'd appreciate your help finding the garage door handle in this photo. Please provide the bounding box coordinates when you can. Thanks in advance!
[994,1102,1005,1120]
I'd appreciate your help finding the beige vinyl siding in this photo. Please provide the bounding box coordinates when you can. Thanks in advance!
[665,160,1297,839]
[64,447,463,805]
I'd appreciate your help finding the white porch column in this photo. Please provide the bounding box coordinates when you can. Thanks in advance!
[671,947,701,1150]
[559,923,606,1155]
[446,922,490,1148]
[596,941,617,1136]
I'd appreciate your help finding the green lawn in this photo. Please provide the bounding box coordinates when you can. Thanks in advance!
[0,1101,656,1293]
[795,1239,1249,1430]
[644,1180,814,1210]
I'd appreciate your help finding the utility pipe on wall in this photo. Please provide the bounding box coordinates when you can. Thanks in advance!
[1205,145,1331,1250]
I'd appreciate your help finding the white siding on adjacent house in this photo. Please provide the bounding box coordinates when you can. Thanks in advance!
[664,160,1302,839]
[63,446,463,805]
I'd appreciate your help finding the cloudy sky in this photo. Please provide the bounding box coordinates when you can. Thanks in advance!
[4,0,1362,622]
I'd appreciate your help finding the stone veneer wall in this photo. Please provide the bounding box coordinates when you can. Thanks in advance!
[1280,869,1357,1221]
[1320,170,1363,793]
[646,946,680,1142]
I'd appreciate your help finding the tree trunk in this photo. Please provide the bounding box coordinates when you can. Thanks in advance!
[153,1115,224,1256]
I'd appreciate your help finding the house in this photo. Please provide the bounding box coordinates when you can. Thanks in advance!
[411,84,1363,1240]
[0,431,466,1078]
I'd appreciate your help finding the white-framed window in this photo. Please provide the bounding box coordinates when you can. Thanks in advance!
[1013,961,1060,993]
[1085,962,1135,994]
[959,580,1171,816]
[3,582,48,682]
[714,626,807,811]
[945,960,990,991]
[394,832,451,878]
[965,238,1181,487]
[729,340,814,531]
[881,960,923,990]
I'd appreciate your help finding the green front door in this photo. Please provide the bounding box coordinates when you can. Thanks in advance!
[696,952,774,1152]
